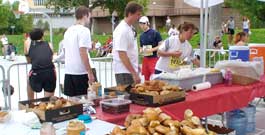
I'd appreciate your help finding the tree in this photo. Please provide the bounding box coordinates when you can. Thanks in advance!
[45,0,149,19]
[225,0,265,28]
[0,2,11,30]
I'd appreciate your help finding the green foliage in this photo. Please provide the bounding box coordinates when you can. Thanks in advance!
[0,4,11,30]
[0,2,33,34]
[4,28,265,56]
[45,0,150,19]
[225,0,265,28]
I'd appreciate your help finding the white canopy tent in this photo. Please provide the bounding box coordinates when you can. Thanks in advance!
[184,0,224,67]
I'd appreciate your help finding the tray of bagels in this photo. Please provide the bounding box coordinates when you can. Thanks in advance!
[108,108,216,135]
[129,80,185,106]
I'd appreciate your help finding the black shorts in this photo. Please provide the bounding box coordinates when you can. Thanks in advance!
[64,74,88,96]
[115,73,134,85]
[29,69,56,93]
[228,28,235,35]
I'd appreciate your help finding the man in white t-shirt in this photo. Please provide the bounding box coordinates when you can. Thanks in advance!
[113,2,143,85]
[63,6,95,96]
[1,34,8,59]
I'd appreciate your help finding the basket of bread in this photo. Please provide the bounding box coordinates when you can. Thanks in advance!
[130,80,185,106]
[19,96,83,123]
[109,108,216,135]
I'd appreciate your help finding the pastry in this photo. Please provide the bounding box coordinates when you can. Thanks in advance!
[67,120,86,135]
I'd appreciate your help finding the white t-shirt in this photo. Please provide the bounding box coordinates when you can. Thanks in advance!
[63,24,92,75]
[113,20,138,74]
[95,42,101,49]
[243,20,250,29]
[1,36,8,45]
[168,28,179,36]
[155,36,192,73]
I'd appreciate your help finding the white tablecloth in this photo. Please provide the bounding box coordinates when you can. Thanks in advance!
[0,119,118,135]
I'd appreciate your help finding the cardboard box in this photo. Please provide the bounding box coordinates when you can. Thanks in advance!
[129,90,185,107]
[104,85,131,98]
[232,74,258,85]
[19,97,83,123]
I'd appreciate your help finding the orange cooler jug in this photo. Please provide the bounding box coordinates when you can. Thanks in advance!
[249,43,265,71]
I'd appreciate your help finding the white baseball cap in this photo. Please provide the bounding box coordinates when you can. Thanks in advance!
[139,16,149,24]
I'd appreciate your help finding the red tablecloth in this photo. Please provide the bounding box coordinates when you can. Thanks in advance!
[94,76,265,125]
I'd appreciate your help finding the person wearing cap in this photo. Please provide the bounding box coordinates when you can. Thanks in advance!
[155,22,199,74]
[139,16,162,80]
[113,2,143,85]
[227,16,235,45]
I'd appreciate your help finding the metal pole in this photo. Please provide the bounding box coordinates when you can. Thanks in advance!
[202,0,209,67]
[199,0,205,67]
[27,11,53,45]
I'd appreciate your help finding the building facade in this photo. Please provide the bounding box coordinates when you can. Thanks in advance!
[29,0,241,34]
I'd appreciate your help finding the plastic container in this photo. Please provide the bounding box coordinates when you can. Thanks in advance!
[242,104,256,133]
[249,43,265,73]
[229,46,249,61]
[226,110,247,135]
[100,98,131,114]
[205,72,224,85]
[155,75,204,90]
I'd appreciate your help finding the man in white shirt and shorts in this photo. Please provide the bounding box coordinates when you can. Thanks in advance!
[113,2,143,85]
[63,6,95,96]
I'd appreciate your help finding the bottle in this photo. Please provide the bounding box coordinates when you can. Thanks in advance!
[225,68,232,86]
[40,122,55,135]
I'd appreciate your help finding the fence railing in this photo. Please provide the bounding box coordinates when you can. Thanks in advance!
[0,65,7,109]
[2,49,229,109]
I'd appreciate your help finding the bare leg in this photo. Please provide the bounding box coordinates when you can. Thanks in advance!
[44,91,54,97]
[27,80,34,100]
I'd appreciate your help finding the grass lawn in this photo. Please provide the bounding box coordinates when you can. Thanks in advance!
[2,29,265,57]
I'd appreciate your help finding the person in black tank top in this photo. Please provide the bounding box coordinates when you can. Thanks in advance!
[25,28,56,100]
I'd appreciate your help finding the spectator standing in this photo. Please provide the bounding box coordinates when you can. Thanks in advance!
[24,28,56,100]
[1,34,8,59]
[166,16,171,30]
[234,32,248,46]
[242,16,250,35]
[6,43,16,61]
[113,2,143,85]
[138,16,162,80]
[63,6,95,97]
[227,16,235,45]
[168,24,179,37]
[155,22,199,74]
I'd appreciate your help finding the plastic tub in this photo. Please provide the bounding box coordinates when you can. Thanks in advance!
[242,104,256,133]
[229,46,249,61]
[100,98,131,114]
[155,75,204,90]
[226,110,247,135]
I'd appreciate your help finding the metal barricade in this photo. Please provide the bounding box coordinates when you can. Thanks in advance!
[91,57,115,88]
[194,48,229,67]
[6,62,63,109]
[0,65,8,109]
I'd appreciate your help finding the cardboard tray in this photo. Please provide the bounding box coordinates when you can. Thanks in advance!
[19,97,83,123]
[129,90,185,107]
[232,74,258,85]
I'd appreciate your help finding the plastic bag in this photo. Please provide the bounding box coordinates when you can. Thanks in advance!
[215,60,263,80]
